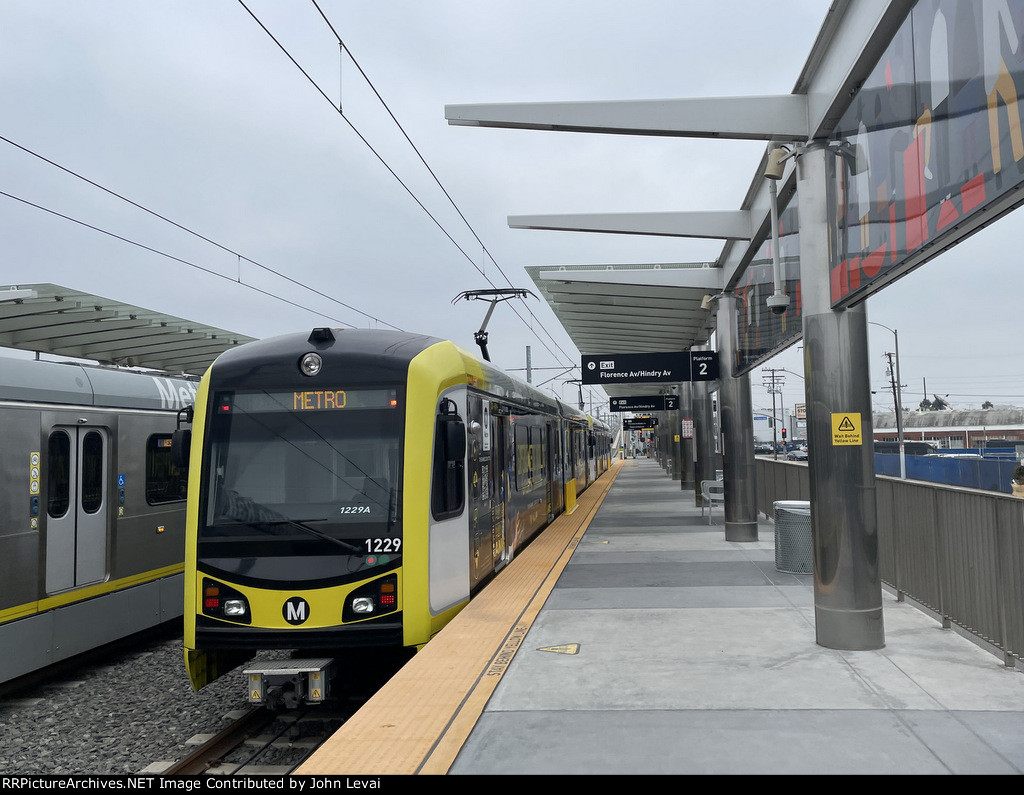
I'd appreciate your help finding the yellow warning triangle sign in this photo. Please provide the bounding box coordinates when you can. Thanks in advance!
[537,643,580,655]
[838,415,856,432]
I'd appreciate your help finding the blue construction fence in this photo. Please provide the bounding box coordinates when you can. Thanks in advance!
[874,451,1022,494]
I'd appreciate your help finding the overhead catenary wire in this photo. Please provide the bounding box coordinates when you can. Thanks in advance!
[237,0,578,371]
[0,133,400,332]
[6,6,579,374]
[307,0,575,367]
[0,189,361,329]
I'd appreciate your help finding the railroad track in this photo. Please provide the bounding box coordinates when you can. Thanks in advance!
[163,705,350,775]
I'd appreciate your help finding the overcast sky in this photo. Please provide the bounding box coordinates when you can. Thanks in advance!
[2,1,1022,419]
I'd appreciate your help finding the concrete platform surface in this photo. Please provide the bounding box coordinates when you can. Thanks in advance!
[449,458,1024,775]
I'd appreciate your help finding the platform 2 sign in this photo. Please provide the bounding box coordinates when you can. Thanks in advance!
[581,352,719,385]
[609,395,680,412]
[623,417,658,430]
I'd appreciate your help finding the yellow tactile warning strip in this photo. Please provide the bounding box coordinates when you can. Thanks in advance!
[295,460,623,776]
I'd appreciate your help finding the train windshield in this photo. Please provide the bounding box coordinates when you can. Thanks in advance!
[200,387,402,554]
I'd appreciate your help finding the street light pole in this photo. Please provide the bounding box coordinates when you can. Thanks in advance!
[870,322,906,479]
[893,329,906,479]
[762,368,785,459]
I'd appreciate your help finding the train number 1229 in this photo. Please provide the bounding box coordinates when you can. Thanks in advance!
[364,538,402,553]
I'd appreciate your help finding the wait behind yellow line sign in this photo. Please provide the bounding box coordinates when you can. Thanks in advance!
[831,412,862,445]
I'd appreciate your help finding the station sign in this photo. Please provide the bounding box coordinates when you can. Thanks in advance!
[581,352,719,385]
[623,417,658,430]
[608,395,680,412]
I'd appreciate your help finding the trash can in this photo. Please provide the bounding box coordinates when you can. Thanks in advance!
[773,500,812,574]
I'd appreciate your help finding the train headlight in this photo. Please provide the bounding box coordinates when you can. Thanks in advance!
[223,599,248,617]
[201,578,252,624]
[299,352,323,377]
[342,574,398,622]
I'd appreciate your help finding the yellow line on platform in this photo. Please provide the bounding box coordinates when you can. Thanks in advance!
[295,461,622,776]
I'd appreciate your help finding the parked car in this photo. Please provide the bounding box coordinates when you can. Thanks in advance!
[754,444,775,455]
[787,449,808,461]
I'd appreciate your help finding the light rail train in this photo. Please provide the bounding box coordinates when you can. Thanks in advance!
[179,329,612,706]
[0,354,197,684]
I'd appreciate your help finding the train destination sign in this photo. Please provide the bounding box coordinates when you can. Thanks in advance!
[218,388,399,414]
[609,395,680,412]
[581,352,719,385]
[623,417,658,430]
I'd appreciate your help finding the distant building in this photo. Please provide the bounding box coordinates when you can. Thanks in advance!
[753,414,774,442]
[873,407,1024,449]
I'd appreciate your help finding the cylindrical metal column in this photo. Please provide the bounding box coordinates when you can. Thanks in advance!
[797,141,884,651]
[679,381,695,491]
[658,409,670,474]
[692,347,716,506]
[716,295,758,541]
[655,409,663,471]
[669,393,682,480]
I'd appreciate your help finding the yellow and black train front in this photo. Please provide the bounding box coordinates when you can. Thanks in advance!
[183,328,478,691]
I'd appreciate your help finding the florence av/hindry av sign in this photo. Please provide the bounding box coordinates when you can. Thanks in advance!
[581,352,718,385]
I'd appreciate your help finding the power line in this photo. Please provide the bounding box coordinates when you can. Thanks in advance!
[0,189,361,328]
[0,133,401,331]
[308,0,576,368]
[236,0,577,371]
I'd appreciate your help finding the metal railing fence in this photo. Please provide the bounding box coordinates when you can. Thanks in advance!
[755,458,1024,666]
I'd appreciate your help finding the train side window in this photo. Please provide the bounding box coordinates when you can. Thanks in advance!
[146,434,188,504]
[431,407,466,520]
[515,424,530,491]
[47,431,71,518]
[81,431,104,514]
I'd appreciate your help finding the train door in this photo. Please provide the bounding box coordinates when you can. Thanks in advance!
[467,394,493,589]
[490,405,511,572]
[546,420,562,519]
[44,425,109,593]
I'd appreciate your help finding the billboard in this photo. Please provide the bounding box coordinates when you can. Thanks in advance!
[733,0,1024,373]
[830,0,1024,306]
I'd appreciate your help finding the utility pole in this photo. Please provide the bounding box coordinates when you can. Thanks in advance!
[762,368,786,459]
[870,321,906,479]
[884,346,906,478]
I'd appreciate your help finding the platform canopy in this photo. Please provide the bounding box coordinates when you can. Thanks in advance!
[527,263,722,397]
[449,0,922,393]
[0,284,255,375]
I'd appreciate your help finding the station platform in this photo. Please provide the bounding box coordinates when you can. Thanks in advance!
[297,458,1024,776]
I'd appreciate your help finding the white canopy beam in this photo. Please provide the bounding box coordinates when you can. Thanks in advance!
[509,210,752,240]
[538,267,724,291]
[446,95,809,141]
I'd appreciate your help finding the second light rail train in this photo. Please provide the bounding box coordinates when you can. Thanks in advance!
[179,328,613,706]
[0,354,196,685]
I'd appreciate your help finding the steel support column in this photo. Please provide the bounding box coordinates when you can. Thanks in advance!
[692,347,717,506]
[796,141,884,651]
[716,295,757,541]
[670,392,682,481]
[679,381,695,491]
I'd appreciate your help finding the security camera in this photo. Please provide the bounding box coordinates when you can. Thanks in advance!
[766,292,790,315]
[764,147,790,180]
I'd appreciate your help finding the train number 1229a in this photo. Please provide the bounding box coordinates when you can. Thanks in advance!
[364,538,402,553]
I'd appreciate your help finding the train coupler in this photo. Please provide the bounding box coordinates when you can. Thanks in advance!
[243,658,334,709]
